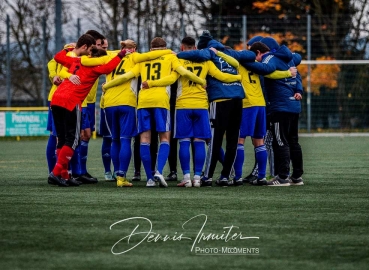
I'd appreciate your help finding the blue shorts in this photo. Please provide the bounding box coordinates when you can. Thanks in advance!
[239,106,266,139]
[174,109,211,139]
[137,108,170,133]
[99,108,111,137]
[81,107,91,130]
[104,105,137,139]
[87,103,96,131]
[46,102,57,135]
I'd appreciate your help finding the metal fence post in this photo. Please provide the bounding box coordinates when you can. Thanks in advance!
[42,17,47,107]
[242,15,247,50]
[6,14,11,107]
[307,15,311,133]
[55,0,62,53]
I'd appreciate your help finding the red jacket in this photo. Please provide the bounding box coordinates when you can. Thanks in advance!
[51,50,122,111]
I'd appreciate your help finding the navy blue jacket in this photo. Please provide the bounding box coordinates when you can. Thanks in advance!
[242,45,303,114]
[177,40,255,102]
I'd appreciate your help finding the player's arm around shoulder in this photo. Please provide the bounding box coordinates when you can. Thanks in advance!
[207,61,241,83]
[103,64,139,91]
[144,70,179,88]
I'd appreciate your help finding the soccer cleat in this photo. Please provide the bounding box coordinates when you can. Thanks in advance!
[201,177,213,187]
[177,174,192,187]
[154,171,168,187]
[242,174,258,183]
[267,175,291,186]
[177,179,192,187]
[289,176,304,186]
[192,175,201,188]
[233,178,243,186]
[146,179,156,187]
[216,178,229,187]
[249,178,267,186]
[132,171,141,181]
[48,172,69,187]
[67,177,81,186]
[165,171,178,181]
[104,171,115,182]
[76,173,98,184]
[116,176,133,187]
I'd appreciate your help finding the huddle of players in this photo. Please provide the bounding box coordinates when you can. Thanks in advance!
[46,29,304,188]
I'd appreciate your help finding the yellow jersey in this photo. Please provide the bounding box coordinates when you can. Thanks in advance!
[149,59,241,109]
[47,59,63,101]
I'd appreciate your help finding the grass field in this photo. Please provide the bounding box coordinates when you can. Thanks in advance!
[0,136,369,270]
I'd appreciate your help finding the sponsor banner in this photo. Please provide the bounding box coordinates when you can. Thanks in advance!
[0,111,49,136]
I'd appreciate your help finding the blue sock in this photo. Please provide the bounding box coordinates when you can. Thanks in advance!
[179,139,191,175]
[101,136,112,173]
[140,143,152,181]
[157,141,170,174]
[80,140,89,174]
[46,134,57,173]
[193,140,206,176]
[119,137,132,176]
[111,138,120,174]
[70,145,82,176]
[234,144,244,180]
[219,147,225,165]
[255,145,267,179]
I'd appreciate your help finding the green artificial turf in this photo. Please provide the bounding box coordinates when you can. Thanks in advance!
[0,137,368,270]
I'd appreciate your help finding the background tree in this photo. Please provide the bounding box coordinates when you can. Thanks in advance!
[1,0,72,105]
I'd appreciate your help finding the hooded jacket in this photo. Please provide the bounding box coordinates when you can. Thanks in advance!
[177,39,255,102]
[242,45,303,114]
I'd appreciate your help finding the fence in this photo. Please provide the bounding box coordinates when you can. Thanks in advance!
[1,14,369,133]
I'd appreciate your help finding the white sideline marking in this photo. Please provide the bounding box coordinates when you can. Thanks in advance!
[299,133,369,137]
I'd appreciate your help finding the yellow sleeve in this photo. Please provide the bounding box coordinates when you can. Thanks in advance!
[207,61,241,83]
[265,70,292,79]
[103,71,136,91]
[131,50,173,64]
[81,53,117,66]
[147,71,179,88]
[47,59,58,82]
[59,66,72,79]
[216,51,239,69]
[175,66,206,86]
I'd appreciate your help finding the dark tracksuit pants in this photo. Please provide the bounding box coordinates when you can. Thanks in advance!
[204,99,243,179]
[269,111,303,179]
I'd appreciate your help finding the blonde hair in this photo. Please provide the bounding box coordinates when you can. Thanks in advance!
[120,39,137,49]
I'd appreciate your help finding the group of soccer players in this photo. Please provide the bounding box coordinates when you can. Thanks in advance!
[46,29,304,188]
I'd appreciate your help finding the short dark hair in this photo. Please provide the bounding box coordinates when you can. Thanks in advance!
[181,37,195,47]
[249,41,270,54]
[85,30,105,41]
[76,34,96,49]
[151,37,166,49]
[90,46,108,57]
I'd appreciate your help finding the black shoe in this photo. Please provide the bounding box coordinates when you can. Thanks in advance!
[48,172,69,187]
[216,178,229,187]
[200,177,213,187]
[243,174,258,183]
[132,172,141,181]
[234,178,243,186]
[249,178,267,186]
[67,177,81,186]
[75,173,98,184]
[165,171,177,181]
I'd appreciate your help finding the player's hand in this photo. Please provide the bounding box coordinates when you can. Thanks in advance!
[69,75,81,85]
[141,81,149,89]
[53,76,62,86]
[294,93,302,100]
[209,47,218,54]
[289,66,297,77]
